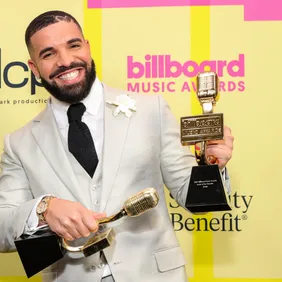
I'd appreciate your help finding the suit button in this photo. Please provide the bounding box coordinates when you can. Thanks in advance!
[92,185,97,191]
[90,265,96,272]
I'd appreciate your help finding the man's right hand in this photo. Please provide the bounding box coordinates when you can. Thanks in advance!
[42,198,106,241]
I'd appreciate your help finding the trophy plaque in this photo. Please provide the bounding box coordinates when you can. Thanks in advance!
[181,71,231,213]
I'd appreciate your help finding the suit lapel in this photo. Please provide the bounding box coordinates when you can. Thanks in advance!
[100,85,131,211]
[31,103,86,205]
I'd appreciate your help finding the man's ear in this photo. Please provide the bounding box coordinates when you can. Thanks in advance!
[28,59,40,79]
[85,39,91,53]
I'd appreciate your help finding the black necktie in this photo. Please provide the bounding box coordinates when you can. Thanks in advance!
[67,103,98,177]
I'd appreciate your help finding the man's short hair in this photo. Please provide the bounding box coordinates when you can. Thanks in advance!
[25,10,82,49]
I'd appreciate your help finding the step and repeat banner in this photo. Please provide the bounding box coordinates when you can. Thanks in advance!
[0,0,281,281]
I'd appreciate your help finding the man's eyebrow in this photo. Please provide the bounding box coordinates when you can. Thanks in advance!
[67,38,83,44]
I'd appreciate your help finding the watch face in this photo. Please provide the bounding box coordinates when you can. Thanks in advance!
[37,201,46,214]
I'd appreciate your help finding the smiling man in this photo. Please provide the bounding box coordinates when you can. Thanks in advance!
[26,17,96,104]
[0,10,234,282]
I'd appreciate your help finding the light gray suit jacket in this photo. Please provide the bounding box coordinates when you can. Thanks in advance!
[0,85,198,282]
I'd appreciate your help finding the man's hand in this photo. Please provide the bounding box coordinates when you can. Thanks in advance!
[43,198,106,241]
[205,125,234,170]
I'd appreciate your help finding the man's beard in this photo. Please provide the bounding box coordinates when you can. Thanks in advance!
[40,60,96,104]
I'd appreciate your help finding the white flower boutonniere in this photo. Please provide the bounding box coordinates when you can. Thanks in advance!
[106,94,137,118]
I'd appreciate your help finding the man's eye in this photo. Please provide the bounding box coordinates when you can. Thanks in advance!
[70,44,80,49]
[43,53,52,59]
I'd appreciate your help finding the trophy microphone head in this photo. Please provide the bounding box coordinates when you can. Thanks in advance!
[197,71,219,102]
[122,188,159,217]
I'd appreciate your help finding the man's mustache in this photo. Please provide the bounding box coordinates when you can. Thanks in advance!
[49,62,87,80]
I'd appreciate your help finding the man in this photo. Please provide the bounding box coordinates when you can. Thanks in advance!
[0,10,234,282]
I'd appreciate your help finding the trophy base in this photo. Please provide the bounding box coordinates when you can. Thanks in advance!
[185,165,231,213]
[14,229,66,278]
[15,228,116,278]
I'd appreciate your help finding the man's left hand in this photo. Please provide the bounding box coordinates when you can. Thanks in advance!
[205,126,234,170]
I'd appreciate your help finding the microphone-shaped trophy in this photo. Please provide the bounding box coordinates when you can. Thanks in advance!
[180,71,232,213]
[15,188,159,278]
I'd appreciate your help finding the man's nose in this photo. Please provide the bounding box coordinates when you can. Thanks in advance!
[56,50,73,67]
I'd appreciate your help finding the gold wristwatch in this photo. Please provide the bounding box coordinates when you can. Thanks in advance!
[36,196,56,223]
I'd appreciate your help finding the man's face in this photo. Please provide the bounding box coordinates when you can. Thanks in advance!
[28,21,96,103]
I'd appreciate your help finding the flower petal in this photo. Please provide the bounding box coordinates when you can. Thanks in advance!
[125,110,132,118]
[113,107,120,116]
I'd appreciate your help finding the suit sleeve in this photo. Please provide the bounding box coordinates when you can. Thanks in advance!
[0,134,40,252]
[158,96,197,208]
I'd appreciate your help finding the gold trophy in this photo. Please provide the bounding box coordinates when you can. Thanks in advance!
[15,188,159,278]
[62,187,159,256]
[180,71,231,213]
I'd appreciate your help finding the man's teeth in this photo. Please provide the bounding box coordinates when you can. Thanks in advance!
[59,70,79,80]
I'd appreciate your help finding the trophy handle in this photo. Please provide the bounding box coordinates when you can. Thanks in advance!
[61,228,115,253]
[195,141,218,166]
[61,238,83,252]
[60,208,126,252]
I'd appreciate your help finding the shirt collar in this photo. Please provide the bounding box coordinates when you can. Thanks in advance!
[50,77,103,117]
[82,77,103,116]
